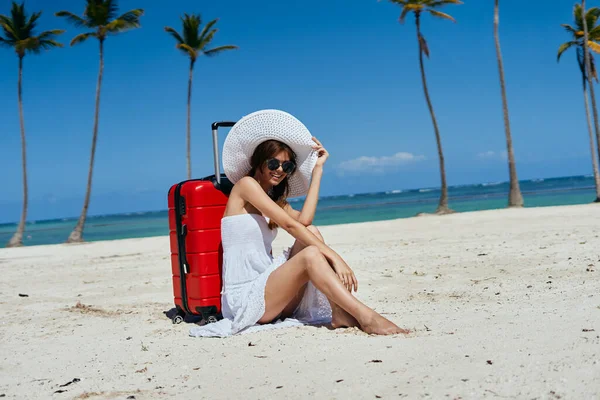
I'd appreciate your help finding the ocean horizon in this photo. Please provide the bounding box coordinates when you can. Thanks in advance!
[1,174,597,248]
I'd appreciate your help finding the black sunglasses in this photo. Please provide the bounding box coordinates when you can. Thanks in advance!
[266,158,296,174]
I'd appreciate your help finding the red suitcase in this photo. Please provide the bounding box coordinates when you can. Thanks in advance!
[167,121,236,324]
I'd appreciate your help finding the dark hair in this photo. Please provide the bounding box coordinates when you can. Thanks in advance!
[247,140,297,229]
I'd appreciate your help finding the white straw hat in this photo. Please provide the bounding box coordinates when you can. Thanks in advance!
[222,109,317,198]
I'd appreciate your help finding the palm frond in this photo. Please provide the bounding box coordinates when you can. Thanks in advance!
[182,13,201,48]
[37,39,64,51]
[81,0,122,27]
[85,0,100,26]
[198,18,218,43]
[588,40,600,54]
[574,5,600,32]
[0,14,13,28]
[55,11,87,28]
[574,4,584,30]
[199,29,217,49]
[585,7,600,33]
[576,46,585,72]
[114,9,144,25]
[16,37,41,54]
[387,0,460,24]
[105,0,119,21]
[561,23,579,37]
[588,25,600,41]
[104,19,130,33]
[0,14,13,25]
[0,17,19,41]
[70,32,97,46]
[428,0,463,7]
[399,7,412,24]
[591,55,598,82]
[10,2,26,33]
[419,34,429,58]
[91,0,118,26]
[176,43,197,59]
[578,45,599,82]
[85,0,98,18]
[404,3,424,12]
[557,41,577,62]
[426,9,455,22]
[37,29,65,41]
[22,10,42,36]
[203,44,237,57]
[164,26,184,44]
[105,13,143,34]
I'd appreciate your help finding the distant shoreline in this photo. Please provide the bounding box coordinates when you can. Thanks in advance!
[0,174,596,247]
[0,174,595,227]
[1,202,598,250]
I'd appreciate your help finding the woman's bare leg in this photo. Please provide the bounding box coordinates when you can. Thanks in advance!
[284,225,358,328]
[259,245,408,335]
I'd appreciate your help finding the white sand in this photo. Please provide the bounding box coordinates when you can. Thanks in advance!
[1,204,599,399]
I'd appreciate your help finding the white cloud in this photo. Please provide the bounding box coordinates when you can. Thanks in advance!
[337,152,426,175]
[477,150,507,161]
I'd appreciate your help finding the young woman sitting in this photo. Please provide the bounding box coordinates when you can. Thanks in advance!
[190,110,409,337]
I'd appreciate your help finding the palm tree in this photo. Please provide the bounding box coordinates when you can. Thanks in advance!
[559,3,600,202]
[0,2,64,247]
[56,1,144,243]
[386,0,462,214]
[494,1,524,207]
[164,14,237,179]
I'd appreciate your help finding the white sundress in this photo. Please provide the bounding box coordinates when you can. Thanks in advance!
[189,213,332,338]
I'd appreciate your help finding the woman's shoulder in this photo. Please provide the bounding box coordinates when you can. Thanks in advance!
[233,176,260,192]
[236,176,256,185]
[228,177,260,202]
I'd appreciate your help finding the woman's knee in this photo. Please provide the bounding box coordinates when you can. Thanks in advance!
[298,245,325,267]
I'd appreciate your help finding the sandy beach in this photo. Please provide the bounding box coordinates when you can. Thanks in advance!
[1,204,599,399]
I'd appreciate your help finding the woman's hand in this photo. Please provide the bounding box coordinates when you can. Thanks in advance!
[331,256,358,292]
[312,137,329,168]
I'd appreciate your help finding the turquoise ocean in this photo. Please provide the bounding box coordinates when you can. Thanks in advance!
[0,175,596,248]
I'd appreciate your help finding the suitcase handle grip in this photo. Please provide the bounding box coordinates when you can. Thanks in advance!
[211,121,236,185]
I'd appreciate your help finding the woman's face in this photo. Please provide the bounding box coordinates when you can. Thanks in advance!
[259,150,291,187]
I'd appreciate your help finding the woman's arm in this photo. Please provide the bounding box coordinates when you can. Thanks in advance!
[283,166,322,225]
[234,176,357,291]
[295,165,323,226]
[294,137,328,226]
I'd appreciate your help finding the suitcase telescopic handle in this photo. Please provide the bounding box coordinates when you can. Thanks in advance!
[211,121,236,185]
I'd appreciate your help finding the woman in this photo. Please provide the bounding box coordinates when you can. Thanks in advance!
[190,110,408,337]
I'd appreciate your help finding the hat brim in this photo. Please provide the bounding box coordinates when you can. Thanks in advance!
[222,110,317,198]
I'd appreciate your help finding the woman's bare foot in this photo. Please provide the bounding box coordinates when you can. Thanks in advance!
[330,303,359,329]
[360,312,410,335]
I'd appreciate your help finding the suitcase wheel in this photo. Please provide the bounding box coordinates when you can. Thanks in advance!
[172,307,185,324]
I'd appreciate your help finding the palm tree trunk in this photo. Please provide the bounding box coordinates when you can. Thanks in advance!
[415,13,452,214]
[67,39,104,243]
[581,72,600,202]
[582,0,600,202]
[7,56,28,248]
[494,0,523,208]
[186,59,195,179]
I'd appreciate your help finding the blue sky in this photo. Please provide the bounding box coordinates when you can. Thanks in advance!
[0,0,593,223]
